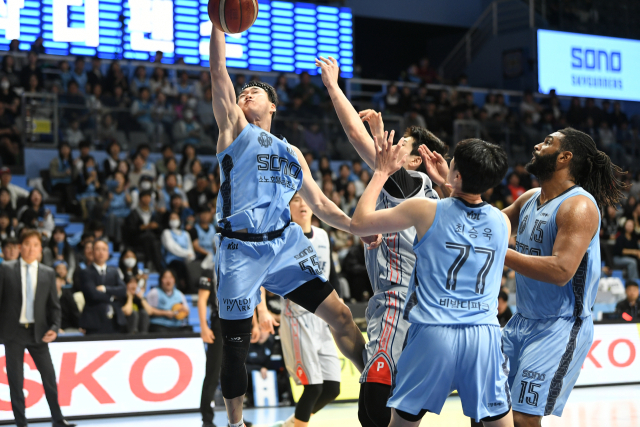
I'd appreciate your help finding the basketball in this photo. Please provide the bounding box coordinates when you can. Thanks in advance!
[172,303,189,320]
[208,0,259,34]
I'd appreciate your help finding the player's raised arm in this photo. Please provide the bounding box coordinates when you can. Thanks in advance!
[351,131,436,238]
[209,26,247,149]
[316,57,376,168]
[291,145,351,233]
[505,195,599,286]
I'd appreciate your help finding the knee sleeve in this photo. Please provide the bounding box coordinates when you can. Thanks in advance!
[312,380,340,414]
[361,382,392,427]
[396,408,428,423]
[219,318,253,399]
[481,408,510,422]
[295,384,323,422]
[284,278,334,313]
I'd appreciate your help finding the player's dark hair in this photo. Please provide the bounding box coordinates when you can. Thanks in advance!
[557,127,626,210]
[239,81,279,118]
[453,139,508,195]
[405,127,449,158]
[498,291,508,302]
[404,127,449,174]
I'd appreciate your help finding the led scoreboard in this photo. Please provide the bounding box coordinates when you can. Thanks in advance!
[0,0,354,76]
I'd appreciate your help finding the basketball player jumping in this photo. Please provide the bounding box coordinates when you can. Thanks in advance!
[208,27,375,427]
[316,57,450,427]
[278,193,342,427]
[501,128,625,427]
[352,133,513,427]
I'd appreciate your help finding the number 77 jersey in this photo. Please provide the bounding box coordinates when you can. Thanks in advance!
[404,198,509,326]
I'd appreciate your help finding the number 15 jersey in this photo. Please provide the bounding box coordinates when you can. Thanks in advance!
[404,198,508,326]
[514,186,600,319]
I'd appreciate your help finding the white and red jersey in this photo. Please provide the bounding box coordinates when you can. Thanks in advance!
[364,170,439,294]
[361,169,439,386]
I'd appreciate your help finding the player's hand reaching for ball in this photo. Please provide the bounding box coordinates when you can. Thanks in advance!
[315,56,340,89]
[359,109,385,144]
[374,130,408,178]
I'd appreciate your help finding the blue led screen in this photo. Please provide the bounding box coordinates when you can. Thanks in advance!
[0,0,354,76]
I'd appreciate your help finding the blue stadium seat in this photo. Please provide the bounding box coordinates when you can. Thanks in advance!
[54,214,70,227]
[611,270,624,280]
[106,253,121,267]
[45,204,57,215]
[65,223,84,247]
[11,175,30,191]
[65,222,84,235]
[146,273,160,290]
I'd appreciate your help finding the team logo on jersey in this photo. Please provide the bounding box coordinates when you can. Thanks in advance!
[258,132,273,148]
[519,215,529,235]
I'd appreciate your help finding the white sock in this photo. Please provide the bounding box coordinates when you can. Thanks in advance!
[229,419,244,427]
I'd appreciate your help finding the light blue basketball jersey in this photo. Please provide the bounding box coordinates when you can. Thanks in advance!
[514,186,601,319]
[216,124,303,233]
[405,198,508,326]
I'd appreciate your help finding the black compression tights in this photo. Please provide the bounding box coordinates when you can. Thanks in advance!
[295,381,341,422]
[358,382,392,427]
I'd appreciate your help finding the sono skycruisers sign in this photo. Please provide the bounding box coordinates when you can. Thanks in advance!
[537,29,640,102]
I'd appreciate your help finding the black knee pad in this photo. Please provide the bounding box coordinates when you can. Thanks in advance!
[396,408,428,422]
[295,384,323,422]
[361,382,392,427]
[284,278,334,313]
[219,318,253,399]
[481,408,510,422]
[321,380,340,401]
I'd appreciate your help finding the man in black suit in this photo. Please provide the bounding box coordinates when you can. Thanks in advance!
[79,239,127,334]
[0,229,76,427]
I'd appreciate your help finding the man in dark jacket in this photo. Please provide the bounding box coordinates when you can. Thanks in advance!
[0,229,76,427]
[616,280,640,320]
[124,189,164,271]
[79,239,127,334]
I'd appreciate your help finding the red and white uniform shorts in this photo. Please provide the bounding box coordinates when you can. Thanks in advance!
[360,290,408,386]
[280,299,341,386]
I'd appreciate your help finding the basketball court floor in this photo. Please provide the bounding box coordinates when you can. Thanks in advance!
[28,384,640,427]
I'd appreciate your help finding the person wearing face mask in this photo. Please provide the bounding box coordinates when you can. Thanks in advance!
[43,226,76,282]
[128,152,155,190]
[118,248,148,292]
[161,212,196,292]
[76,156,103,219]
[172,108,203,146]
[130,175,159,212]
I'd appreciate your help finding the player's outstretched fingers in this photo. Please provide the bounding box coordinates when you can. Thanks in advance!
[328,56,338,65]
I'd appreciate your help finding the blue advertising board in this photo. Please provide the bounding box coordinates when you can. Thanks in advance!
[538,29,640,102]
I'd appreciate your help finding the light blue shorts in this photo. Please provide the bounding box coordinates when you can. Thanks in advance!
[387,323,510,422]
[216,222,327,320]
[502,313,594,417]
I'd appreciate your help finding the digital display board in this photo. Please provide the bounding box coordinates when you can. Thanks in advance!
[537,29,640,102]
[0,0,354,76]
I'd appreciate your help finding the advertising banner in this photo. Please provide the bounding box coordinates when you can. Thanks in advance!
[538,29,640,102]
[0,337,206,422]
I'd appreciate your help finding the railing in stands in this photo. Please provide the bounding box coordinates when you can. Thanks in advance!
[438,0,541,82]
